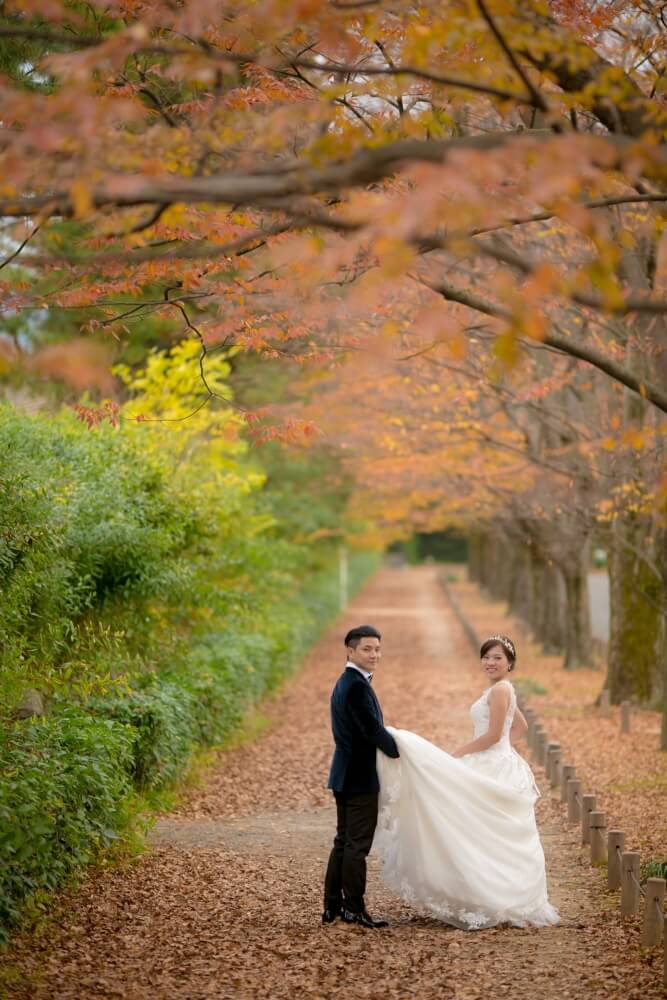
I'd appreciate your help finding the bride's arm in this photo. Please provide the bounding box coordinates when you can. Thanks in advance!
[510,707,528,744]
[450,683,511,758]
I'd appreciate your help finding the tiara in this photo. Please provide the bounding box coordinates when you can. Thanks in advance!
[486,634,516,658]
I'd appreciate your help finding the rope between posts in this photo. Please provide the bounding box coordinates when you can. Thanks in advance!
[629,868,646,898]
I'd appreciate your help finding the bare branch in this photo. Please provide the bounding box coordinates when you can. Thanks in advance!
[467,193,667,237]
[106,204,170,238]
[29,220,293,268]
[476,0,554,119]
[472,238,667,316]
[423,275,667,414]
[0,27,548,108]
[1,131,665,220]
[0,224,41,271]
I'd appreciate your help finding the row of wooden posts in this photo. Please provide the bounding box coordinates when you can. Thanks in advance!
[521,699,666,987]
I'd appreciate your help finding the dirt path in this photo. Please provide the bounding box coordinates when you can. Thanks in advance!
[2,566,663,1000]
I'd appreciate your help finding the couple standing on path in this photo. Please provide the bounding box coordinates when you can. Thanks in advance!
[323,624,560,930]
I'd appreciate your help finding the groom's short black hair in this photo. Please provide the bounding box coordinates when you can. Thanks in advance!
[344,624,381,648]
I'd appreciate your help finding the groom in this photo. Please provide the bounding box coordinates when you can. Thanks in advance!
[322,624,399,928]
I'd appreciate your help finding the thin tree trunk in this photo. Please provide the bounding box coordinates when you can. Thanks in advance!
[468,532,483,583]
[607,519,663,701]
[528,546,565,654]
[562,547,593,668]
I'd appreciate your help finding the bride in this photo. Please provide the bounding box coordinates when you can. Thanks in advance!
[375,634,559,930]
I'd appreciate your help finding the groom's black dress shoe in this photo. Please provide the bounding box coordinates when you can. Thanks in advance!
[340,908,389,928]
[322,907,340,924]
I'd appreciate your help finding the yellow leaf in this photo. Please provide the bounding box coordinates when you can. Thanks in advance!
[622,429,645,450]
[70,179,93,219]
[375,237,416,278]
[493,329,520,366]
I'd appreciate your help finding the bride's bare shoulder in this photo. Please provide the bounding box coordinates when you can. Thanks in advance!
[488,680,513,700]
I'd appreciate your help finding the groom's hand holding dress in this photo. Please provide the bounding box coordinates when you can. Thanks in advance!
[323,625,399,928]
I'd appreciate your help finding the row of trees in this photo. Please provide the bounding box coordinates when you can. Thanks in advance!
[0,1,665,744]
[300,300,663,707]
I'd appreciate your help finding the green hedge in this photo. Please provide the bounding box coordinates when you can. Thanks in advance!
[0,406,198,716]
[89,551,379,791]
[0,549,378,943]
[0,712,134,936]
[0,370,380,945]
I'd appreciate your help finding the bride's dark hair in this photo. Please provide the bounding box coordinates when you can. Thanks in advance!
[480,634,516,671]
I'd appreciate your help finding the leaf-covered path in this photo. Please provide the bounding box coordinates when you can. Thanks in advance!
[3,566,664,1000]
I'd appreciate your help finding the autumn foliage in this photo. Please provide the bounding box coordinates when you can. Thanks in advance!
[0,1,666,736]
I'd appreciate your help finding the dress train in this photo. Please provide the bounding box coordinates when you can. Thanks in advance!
[374,682,559,929]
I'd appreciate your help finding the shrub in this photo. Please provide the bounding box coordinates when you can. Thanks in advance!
[0,711,134,945]
[87,684,199,790]
[0,406,197,716]
[0,347,382,942]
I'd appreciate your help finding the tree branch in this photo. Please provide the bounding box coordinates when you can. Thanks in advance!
[472,238,667,316]
[515,10,664,138]
[476,0,553,118]
[0,27,541,107]
[0,224,41,270]
[1,131,666,220]
[467,193,667,237]
[423,275,667,414]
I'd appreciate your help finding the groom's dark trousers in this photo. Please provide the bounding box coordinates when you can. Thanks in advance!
[324,666,399,914]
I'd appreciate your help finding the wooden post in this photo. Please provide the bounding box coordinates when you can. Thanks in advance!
[663,914,667,987]
[620,700,631,734]
[538,731,549,768]
[532,724,544,756]
[546,742,560,782]
[607,831,626,890]
[600,689,611,718]
[621,852,641,917]
[532,725,543,758]
[581,794,596,845]
[567,778,582,823]
[641,878,665,948]
[561,764,576,803]
[339,545,348,611]
[589,811,607,865]
[548,745,562,789]
[526,712,537,748]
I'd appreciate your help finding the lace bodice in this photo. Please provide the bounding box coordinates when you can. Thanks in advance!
[469,680,516,748]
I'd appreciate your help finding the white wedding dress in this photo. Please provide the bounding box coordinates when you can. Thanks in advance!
[375,680,559,929]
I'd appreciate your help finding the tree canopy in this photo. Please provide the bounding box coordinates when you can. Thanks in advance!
[1,0,666,730]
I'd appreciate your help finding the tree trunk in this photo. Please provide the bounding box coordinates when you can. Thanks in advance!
[605,215,666,709]
[562,546,593,668]
[658,530,667,752]
[532,557,566,654]
[467,531,483,583]
[476,532,492,591]
[607,519,663,702]
[507,544,528,619]
[478,532,509,601]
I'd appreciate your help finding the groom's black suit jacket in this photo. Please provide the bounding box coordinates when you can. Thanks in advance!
[327,666,399,796]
